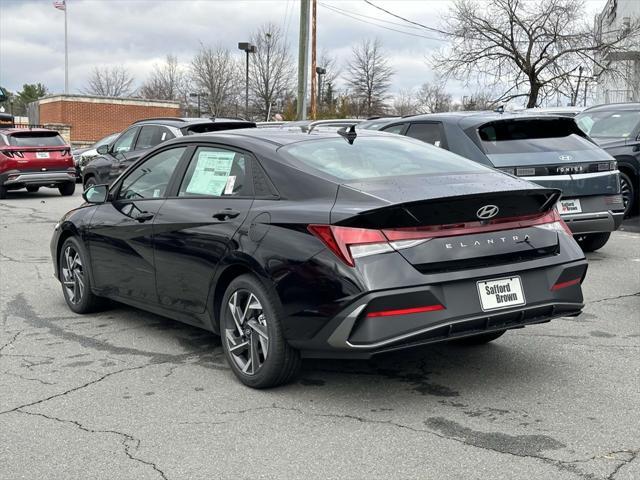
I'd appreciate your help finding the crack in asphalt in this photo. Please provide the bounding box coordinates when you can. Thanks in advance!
[0,363,157,415]
[0,331,21,355]
[607,449,640,480]
[211,403,616,479]
[1,370,57,386]
[587,292,640,305]
[15,409,168,480]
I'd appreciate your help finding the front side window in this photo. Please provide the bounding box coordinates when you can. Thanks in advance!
[178,146,249,197]
[112,127,138,154]
[280,136,488,181]
[117,147,186,200]
[405,122,446,147]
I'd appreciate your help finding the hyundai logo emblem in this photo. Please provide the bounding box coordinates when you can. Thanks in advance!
[559,155,573,161]
[477,204,499,220]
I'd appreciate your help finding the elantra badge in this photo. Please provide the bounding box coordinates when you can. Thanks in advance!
[476,204,499,220]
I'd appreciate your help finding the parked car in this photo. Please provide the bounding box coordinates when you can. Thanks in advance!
[0,128,75,199]
[72,132,119,180]
[365,112,624,251]
[51,128,586,388]
[576,103,640,216]
[81,117,256,188]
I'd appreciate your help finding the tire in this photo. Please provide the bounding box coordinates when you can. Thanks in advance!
[59,236,106,314]
[453,329,507,345]
[83,176,96,190]
[26,185,40,193]
[59,182,76,196]
[0,185,6,200]
[575,232,611,252]
[619,171,635,217]
[220,274,301,388]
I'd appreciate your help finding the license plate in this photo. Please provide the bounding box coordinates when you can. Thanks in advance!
[557,199,582,214]
[36,152,50,159]
[477,276,526,312]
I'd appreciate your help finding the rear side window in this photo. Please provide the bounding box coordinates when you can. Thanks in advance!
[477,118,595,154]
[577,111,640,139]
[178,146,250,197]
[381,123,407,134]
[405,122,446,147]
[280,136,488,181]
[7,132,66,147]
[135,126,175,150]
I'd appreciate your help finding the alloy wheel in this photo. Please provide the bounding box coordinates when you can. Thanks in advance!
[61,245,85,304]
[620,175,632,215]
[225,289,269,375]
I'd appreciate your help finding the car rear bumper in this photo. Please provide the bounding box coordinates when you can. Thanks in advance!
[292,259,587,359]
[558,194,625,234]
[1,170,76,187]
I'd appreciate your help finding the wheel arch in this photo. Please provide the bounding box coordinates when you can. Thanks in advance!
[54,224,80,280]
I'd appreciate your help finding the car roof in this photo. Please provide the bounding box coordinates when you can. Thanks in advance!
[131,117,251,128]
[386,111,577,129]
[165,126,394,148]
[583,102,640,113]
[0,128,60,135]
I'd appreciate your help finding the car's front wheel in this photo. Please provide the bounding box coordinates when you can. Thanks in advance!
[59,237,105,314]
[619,171,635,217]
[59,182,75,196]
[575,232,611,252]
[221,274,301,388]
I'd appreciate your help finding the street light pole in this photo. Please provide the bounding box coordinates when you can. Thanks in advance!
[315,66,325,114]
[238,42,256,120]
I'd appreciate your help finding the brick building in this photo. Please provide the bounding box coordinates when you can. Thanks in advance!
[33,94,181,146]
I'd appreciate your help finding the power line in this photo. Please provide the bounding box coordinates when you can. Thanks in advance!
[323,2,424,30]
[363,0,451,37]
[318,2,443,41]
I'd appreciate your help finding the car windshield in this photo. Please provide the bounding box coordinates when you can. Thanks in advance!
[8,132,66,147]
[476,118,595,154]
[576,110,640,139]
[279,135,488,181]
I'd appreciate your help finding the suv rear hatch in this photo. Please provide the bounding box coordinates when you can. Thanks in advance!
[470,117,618,197]
[1,131,72,172]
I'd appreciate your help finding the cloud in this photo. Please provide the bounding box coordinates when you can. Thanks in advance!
[0,0,607,101]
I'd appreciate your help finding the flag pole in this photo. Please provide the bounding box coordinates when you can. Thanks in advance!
[64,1,68,93]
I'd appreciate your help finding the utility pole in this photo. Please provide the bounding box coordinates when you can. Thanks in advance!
[310,0,317,119]
[64,3,68,94]
[297,0,310,120]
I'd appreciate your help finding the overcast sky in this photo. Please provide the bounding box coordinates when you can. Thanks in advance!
[0,0,607,101]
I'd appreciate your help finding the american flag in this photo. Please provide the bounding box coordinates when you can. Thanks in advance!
[53,0,66,11]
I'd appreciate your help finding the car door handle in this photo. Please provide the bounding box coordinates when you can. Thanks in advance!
[135,212,154,223]
[213,209,241,220]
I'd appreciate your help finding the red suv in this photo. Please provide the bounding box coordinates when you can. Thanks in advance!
[0,128,76,199]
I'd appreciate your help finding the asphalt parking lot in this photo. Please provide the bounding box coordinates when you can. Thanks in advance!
[0,189,638,480]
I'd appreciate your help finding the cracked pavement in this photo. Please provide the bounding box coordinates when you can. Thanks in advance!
[1,190,639,480]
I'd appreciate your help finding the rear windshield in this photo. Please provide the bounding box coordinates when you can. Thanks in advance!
[8,132,66,147]
[476,118,594,154]
[279,136,488,181]
[186,122,255,134]
[576,110,640,139]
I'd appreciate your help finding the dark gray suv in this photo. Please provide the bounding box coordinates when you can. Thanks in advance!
[361,112,624,251]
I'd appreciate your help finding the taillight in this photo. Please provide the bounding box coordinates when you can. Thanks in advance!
[308,209,571,267]
[551,277,581,291]
[60,148,71,156]
[366,304,445,318]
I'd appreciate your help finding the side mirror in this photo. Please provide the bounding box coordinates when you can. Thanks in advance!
[82,184,109,204]
[97,144,109,155]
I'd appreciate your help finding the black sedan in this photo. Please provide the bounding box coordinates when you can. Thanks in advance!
[51,129,587,388]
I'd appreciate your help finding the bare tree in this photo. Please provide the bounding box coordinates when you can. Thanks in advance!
[392,89,418,116]
[84,66,135,97]
[140,55,186,101]
[250,23,295,121]
[416,82,453,113]
[433,0,640,108]
[460,90,497,110]
[317,48,341,108]
[345,38,394,117]
[191,44,242,117]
